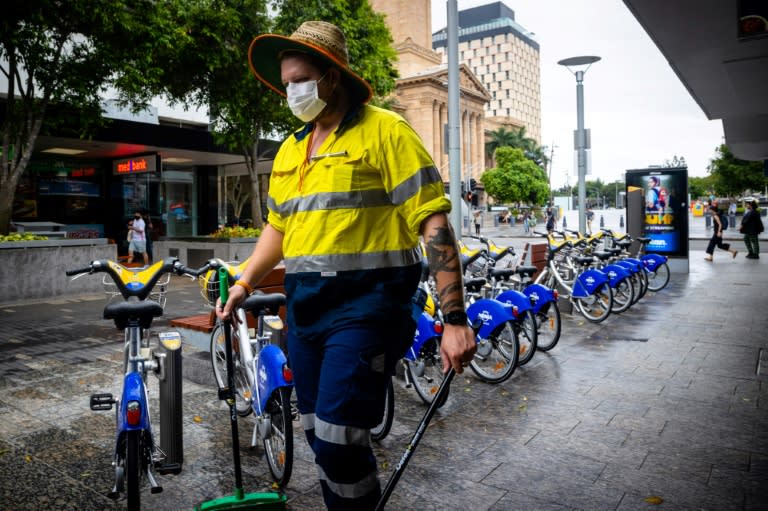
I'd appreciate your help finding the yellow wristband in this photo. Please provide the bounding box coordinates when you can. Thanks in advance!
[234,279,254,294]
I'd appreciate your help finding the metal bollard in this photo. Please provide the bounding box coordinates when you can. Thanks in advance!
[562,216,567,228]
[600,215,605,228]
[620,215,624,228]
[157,331,183,473]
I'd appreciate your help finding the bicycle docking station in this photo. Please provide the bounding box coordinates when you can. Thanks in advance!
[156,331,184,475]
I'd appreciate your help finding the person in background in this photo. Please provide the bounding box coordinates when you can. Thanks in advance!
[141,208,154,262]
[740,200,763,259]
[127,210,148,266]
[473,209,481,236]
[218,20,476,510]
[704,204,737,261]
[545,206,556,233]
[586,207,594,234]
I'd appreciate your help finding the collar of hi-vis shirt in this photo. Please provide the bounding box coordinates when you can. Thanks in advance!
[292,104,364,143]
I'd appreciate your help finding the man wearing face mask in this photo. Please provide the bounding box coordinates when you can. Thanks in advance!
[218,20,476,510]
[127,210,148,266]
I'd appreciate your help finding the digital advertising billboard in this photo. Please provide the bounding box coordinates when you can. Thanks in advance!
[625,167,689,257]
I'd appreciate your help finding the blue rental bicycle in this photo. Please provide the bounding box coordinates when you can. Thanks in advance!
[66,257,203,510]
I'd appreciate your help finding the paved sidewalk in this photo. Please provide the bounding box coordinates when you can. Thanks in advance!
[1,223,767,510]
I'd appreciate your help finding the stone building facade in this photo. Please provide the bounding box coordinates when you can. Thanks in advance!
[370,0,490,194]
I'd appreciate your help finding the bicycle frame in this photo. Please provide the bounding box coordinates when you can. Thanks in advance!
[68,257,200,508]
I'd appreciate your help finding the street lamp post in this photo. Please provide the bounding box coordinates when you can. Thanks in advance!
[558,55,600,234]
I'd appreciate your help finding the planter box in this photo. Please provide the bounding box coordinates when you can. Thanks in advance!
[154,237,258,268]
[0,239,116,304]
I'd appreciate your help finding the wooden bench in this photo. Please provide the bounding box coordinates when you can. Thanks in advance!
[170,266,286,334]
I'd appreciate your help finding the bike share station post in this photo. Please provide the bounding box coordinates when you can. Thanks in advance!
[625,167,690,273]
[157,331,184,472]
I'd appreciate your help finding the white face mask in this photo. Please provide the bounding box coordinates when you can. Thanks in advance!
[286,74,328,122]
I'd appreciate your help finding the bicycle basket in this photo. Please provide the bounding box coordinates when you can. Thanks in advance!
[199,269,220,307]
[103,272,170,308]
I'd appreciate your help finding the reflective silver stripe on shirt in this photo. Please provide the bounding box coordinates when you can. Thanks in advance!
[317,466,380,499]
[285,247,421,274]
[315,416,370,447]
[300,412,315,432]
[389,165,443,205]
[269,189,391,217]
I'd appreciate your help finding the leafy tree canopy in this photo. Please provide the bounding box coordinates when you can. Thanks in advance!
[707,144,766,197]
[480,147,549,205]
[0,0,239,233]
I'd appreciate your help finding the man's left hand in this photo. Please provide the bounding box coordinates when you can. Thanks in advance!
[440,324,477,374]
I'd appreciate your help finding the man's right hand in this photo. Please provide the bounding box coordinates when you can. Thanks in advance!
[215,284,248,322]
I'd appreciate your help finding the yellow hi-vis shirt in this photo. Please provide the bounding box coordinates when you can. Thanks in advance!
[267,105,451,274]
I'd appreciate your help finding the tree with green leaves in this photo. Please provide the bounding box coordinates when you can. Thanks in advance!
[688,175,714,201]
[480,147,549,205]
[707,144,766,198]
[195,0,399,228]
[0,0,241,234]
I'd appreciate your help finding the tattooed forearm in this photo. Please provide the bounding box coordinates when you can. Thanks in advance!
[439,282,464,312]
[424,225,460,275]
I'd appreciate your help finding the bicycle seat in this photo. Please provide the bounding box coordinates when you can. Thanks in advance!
[104,300,164,329]
[592,251,613,261]
[241,292,286,316]
[489,268,516,281]
[573,255,595,266]
[637,237,651,244]
[464,277,487,293]
[604,247,622,256]
[513,266,538,278]
[615,240,632,249]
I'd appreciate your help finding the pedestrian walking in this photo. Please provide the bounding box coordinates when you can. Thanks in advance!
[473,209,481,236]
[546,206,556,233]
[740,199,763,259]
[222,20,476,511]
[586,207,594,234]
[522,211,530,234]
[127,210,148,266]
[704,204,737,261]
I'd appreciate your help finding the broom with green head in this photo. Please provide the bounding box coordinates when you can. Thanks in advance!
[194,267,286,510]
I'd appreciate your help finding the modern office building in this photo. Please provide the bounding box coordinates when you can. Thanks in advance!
[432,1,542,143]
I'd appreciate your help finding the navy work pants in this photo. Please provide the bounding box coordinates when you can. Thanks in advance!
[288,323,411,510]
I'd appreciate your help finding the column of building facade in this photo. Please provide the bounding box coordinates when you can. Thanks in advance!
[476,114,484,173]
[432,99,440,166]
[438,102,447,180]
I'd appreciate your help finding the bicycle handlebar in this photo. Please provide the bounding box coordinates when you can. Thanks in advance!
[66,266,92,277]
[65,257,210,301]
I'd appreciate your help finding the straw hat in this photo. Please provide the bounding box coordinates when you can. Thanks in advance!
[248,20,373,104]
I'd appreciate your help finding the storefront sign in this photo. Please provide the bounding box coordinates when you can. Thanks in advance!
[625,167,689,257]
[112,154,159,175]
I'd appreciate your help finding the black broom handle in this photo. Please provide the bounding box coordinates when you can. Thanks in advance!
[219,268,244,491]
[375,367,456,510]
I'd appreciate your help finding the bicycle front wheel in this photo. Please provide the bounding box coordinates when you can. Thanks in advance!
[516,310,538,366]
[535,301,561,352]
[264,386,293,487]
[610,277,634,314]
[575,282,613,323]
[469,321,519,384]
[125,430,140,511]
[210,323,253,417]
[371,377,394,442]
[405,338,448,407]
[646,262,670,291]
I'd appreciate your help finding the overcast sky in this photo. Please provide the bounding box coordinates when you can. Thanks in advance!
[431,0,725,188]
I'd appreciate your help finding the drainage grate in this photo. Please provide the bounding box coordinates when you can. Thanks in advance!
[611,338,649,342]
